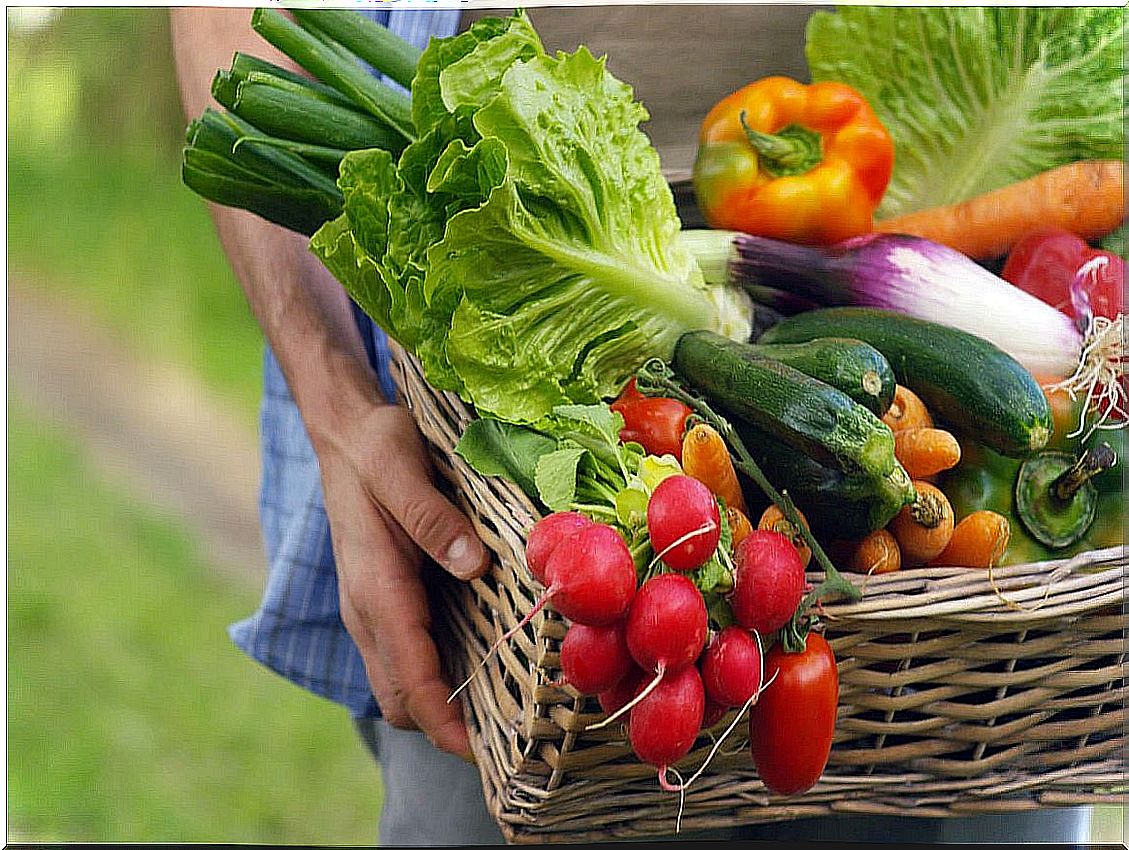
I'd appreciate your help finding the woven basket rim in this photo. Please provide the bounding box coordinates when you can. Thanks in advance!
[387,337,1127,843]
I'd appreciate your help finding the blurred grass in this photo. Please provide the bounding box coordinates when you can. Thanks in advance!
[7,8,384,842]
[7,8,263,419]
[1093,806,1125,845]
[7,396,382,843]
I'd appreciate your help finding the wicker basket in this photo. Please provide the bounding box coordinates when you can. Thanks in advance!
[390,339,1127,844]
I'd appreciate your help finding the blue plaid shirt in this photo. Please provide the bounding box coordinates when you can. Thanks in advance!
[229,9,461,719]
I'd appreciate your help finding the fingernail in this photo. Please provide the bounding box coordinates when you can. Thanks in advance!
[446,534,484,578]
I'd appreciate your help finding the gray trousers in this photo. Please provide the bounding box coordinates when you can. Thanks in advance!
[355,718,1091,846]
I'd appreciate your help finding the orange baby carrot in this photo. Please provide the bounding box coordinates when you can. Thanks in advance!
[757,503,812,568]
[847,528,901,575]
[682,422,747,514]
[889,481,956,565]
[894,427,962,480]
[929,511,1012,568]
[881,385,934,433]
[727,506,754,548]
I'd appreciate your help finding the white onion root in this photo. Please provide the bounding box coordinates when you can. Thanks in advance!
[1045,312,1126,441]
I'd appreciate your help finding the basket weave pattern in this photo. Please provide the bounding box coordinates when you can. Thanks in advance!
[391,346,1127,844]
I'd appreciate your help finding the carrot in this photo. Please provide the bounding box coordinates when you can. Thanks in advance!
[881,385,933,433]
[875,160,1126,260]
[756,503,812,568]
[888,480,955,565]
[726,506,754,548]
[847,529,901,575]
[893,427,962,479]
[929,511,1011,568]
[681,422,747,514]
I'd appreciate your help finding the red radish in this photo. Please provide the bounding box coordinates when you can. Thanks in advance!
[701,697,728,729]
[525,511,593,583]
[597,665,648,718]
[626,573,708,675]
[730,530,806,634]
[700,626,764,707]
[542,522,637,626]
[560,621,633,695]
[646,475,722,571]
[628,663,705,791]
[587,573,707,731]
[449,522,635,703]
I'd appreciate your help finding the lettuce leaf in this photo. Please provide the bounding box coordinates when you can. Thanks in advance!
[454,417,557,499]
[429,46,717,421]
[313,10,747,425]
[806,7,1126,218]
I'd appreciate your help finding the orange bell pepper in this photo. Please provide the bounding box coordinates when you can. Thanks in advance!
[692,76,894,246]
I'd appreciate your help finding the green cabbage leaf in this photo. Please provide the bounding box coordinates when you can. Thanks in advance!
[806,6,1126,218]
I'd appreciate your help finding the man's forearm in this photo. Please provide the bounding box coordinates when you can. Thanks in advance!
[211,206,384,441]
[169,8,382,444]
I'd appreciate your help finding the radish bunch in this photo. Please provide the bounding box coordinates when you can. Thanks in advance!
[525,471,813,791]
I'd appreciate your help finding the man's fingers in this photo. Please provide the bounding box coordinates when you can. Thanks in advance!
[367,448,489,581]
[372,590,471,756]
[403,676,472,757]
[340,594,415,729]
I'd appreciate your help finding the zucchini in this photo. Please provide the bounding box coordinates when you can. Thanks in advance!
[673,330,897,478]
[745,337,896,416]
[735,420,915,539]
[758,308,1052,458]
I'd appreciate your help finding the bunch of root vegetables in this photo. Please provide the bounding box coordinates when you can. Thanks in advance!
[524,470,833,798]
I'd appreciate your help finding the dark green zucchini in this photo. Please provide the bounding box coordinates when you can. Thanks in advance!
[758,308,1052,458]
[673,330,898,478]
[742,337,895,416]
[735,420,915,539]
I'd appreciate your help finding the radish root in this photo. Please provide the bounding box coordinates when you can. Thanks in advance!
[661,766,688,833]
[679,630,776,793]
[447,589,555,704]
[647,520,719,571]
[665,632,779,833]
[584,662,666,731]
[1045,312,1126,441]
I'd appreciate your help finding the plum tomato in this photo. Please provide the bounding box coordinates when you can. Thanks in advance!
[748,631,838,796]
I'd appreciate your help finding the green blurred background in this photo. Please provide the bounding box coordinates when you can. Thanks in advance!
[5,6,1123,846]
[7,7,382,843]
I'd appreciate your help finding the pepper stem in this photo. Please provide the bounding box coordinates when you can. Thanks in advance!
[739,112,823,177]
[1052,443,1117,502]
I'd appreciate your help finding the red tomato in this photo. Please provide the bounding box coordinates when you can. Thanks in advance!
[748,631,838,796]
[1001,228,1124,322]
[610,378,692,460]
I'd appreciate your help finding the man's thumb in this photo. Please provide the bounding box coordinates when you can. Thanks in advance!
[389,484,489,580]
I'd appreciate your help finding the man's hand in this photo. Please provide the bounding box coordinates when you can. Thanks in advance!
[169,5,489,759]
[314,400,489,757]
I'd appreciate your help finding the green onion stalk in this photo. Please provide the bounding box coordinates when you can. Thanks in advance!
[181,8,423,235]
